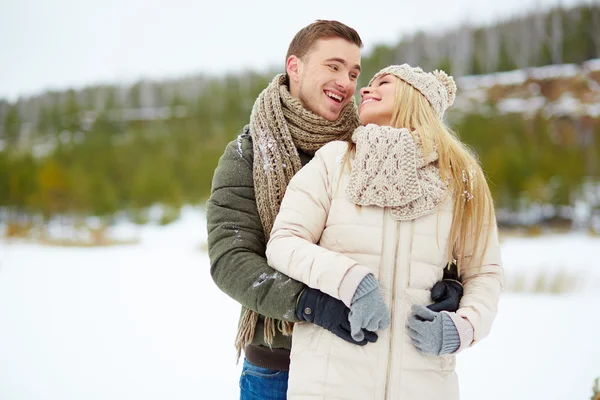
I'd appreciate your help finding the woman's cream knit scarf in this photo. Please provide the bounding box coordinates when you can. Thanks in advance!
[346,124,449,220]
[235,73,359,359]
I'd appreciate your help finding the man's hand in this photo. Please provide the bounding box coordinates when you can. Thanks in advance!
[427,279,463,312]
[296,288,378,346]
[427,263,463,313]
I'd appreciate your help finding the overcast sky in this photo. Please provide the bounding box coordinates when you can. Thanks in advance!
[0,0,587,101]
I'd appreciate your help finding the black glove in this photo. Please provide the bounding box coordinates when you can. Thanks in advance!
[296,287,378,346]
[426,262,463,313]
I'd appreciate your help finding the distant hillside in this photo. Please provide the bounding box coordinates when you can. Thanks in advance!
[454,59,600,119]
[358,3,600,85]
[0,3,599,232]
[0,3,598,135]
[449,60,600,228]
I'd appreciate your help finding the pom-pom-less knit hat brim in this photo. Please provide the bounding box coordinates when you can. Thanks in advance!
[369,64,457,119]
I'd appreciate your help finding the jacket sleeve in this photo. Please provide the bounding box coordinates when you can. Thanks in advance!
[206,133,304,322]
[266,142,372,307]
[454,216,504,345]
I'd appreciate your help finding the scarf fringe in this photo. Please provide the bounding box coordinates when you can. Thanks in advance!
[234,309,295,363]
[279,320,294,336]
[234,309,258,364]
[264,315,276,345]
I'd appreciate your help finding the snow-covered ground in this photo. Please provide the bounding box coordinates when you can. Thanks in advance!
[1,207,599,400]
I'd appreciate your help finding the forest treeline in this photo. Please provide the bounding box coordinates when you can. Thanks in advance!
[1,3,599,231]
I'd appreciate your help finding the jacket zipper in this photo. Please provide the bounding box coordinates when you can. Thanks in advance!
[384,217,401,399]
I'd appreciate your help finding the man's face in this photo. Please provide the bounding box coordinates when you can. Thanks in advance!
[288,38,361,121]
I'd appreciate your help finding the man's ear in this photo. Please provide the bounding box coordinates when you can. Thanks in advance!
[286,55,301,83]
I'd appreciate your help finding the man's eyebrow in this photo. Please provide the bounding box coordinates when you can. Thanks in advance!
[325,57,361,72]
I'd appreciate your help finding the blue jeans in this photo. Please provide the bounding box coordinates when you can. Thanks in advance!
[239,358,289,400]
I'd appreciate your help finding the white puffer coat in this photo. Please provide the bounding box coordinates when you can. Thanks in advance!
[266,141,503,400]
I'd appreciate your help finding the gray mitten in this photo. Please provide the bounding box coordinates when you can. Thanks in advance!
[408,304,460,356]
[348,274,391,341]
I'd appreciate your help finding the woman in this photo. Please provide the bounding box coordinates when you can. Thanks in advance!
[266,64,503,399]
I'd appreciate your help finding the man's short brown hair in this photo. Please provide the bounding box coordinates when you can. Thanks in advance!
[285,20,363,63]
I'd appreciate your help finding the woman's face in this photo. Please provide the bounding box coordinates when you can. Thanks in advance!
[358,74,397,126]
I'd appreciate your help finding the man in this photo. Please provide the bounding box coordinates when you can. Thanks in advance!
[206,20,462,399]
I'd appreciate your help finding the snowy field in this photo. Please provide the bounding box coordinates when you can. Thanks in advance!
[1,207,599,400]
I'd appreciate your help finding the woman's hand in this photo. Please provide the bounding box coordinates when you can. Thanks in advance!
[408,304,460,356]
[348,274,391,341]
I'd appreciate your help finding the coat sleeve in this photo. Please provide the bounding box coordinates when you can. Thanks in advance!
[454,215,504,345]
[266,142,372,307]
[206,133,304,322]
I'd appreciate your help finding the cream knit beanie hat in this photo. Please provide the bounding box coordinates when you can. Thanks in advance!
[368,64,457,119]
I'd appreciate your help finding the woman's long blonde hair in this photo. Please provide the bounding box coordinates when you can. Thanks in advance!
[350,77,496,271]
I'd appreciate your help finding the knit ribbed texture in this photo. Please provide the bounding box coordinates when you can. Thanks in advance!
[440,312,461,354]
[446,312,474,353]
[339,266,372,307]
[250,73,360,243]
[369,64,457,119]
[409,304,461,356]
[351,273,379,304]
[346,125,448,221]
[235,73,360,360]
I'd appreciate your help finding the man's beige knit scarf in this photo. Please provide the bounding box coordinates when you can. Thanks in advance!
[234,73,359,359]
